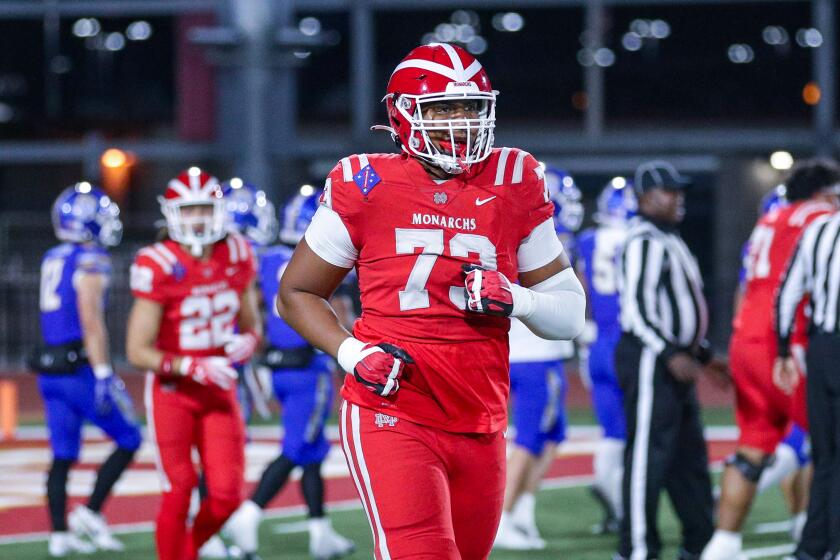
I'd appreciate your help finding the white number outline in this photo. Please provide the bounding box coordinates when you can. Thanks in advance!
[40,258,65,312]
[746,224,775,280]
[179,290,240,350]
[395,228,497,312]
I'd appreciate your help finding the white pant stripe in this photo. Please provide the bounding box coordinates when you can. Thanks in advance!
[339,402,378,554]
[630,347,655,560]
[350,404,391,560]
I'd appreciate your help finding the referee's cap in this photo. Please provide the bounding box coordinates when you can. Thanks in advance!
[634,160,691,194]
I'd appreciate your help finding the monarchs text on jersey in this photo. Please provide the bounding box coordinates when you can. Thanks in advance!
[305,149,562,433]
[130,234,255,364]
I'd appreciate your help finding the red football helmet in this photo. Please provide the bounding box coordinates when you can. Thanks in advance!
[379,42,497,175]
[158,167,226,255]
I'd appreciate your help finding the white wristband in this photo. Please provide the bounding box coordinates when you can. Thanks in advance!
[93,364,114,380]
[508,282,536,318]
[337,337,367,373]
[177,356,193,376]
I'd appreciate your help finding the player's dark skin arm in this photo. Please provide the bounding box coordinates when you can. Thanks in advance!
[277,240,572,358]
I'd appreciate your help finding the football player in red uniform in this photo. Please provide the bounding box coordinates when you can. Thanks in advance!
[702,160,840,559]
[126,167,262,560]
[276,43,586,560]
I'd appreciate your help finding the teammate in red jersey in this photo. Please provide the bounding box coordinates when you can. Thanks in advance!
[702,160,840,560]
[276,43,586,560]
[125,167,263,560]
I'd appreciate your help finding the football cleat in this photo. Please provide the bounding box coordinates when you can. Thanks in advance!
[48,531,96,557]
[308,518,355,560]
[700,531,745,560]
[588,486,620,535]
[199,534,233,559]
[67,504,124,551]
[493,514,545,551]
[224,500,262,554]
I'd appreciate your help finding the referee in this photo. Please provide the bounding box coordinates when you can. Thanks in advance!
[776,180,840,560]
[615,161,729,560]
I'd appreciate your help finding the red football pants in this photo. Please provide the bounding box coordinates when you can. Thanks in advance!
[339,401,506,560]
[729,335,808,455]
[145,374,245,560]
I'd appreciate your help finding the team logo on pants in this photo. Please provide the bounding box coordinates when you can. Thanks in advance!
[374,413,399,428]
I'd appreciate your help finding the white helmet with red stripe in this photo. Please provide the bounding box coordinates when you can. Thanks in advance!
[379,42,497,175]
[158,167,226,256]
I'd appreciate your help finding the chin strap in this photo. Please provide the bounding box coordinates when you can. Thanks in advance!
[190,242,203,257]
[370,124,396,135]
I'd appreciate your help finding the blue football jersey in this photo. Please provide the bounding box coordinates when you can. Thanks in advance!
[577,225,627,333]
[39,243,111,346]
[257,245,309,349]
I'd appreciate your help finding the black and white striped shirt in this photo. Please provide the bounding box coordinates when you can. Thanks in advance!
[776,212,840,356]
[618,217,710,361]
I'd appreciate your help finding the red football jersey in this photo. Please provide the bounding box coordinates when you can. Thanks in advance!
[320,149,556,433]
[735,200,835,340]
[130,234,256,360]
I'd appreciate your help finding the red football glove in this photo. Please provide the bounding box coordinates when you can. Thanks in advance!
[181,356,238,390]
[463,264,514,317]
[224,330,260,364]
[338,338,414,397]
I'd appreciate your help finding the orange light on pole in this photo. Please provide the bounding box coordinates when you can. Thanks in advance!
[101,148,128,168]
[803,82,822,105]
[100,148,135,204]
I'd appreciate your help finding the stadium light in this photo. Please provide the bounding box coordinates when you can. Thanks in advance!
[611,176,627,189]
[803,82,821,105]
[229,177,244,189]
[101,148,127,168]
[300,184,315,196]
[770,151,794,171]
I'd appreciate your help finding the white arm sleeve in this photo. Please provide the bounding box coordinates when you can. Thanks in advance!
[303,206,359,269]
[508,267,586,340]
[517,217,565,272]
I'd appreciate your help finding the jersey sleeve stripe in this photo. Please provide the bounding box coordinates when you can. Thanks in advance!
[139,247,172,274]
[511,149,528,184]
[236,234,250,262]
[167,179,192,199]
[494,148,511,186]
[340,157,353,182]
[154,243,178,264]
[358,153,370,170]
[227,236,240,263]
[321,177,333,209]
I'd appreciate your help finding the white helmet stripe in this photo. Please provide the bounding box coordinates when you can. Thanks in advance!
[461,59,483,81]
[391,59,457,81]
[167,179,193,199]
[434,42,464,74]
[189,171,202,192]
[199,177,219,196]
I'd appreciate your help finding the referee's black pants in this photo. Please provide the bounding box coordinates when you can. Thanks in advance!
[615,335,714,560]
[796,332,840,559]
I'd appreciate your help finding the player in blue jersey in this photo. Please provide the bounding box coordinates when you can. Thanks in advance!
[575,177,638,534]
[33,183,142,557]
[222,183,355,560]
[494,167,584,550]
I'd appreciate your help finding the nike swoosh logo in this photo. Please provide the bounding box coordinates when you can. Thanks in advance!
[475,196,497,206]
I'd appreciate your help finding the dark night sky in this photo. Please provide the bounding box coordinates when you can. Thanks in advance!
[0,2,832,140]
